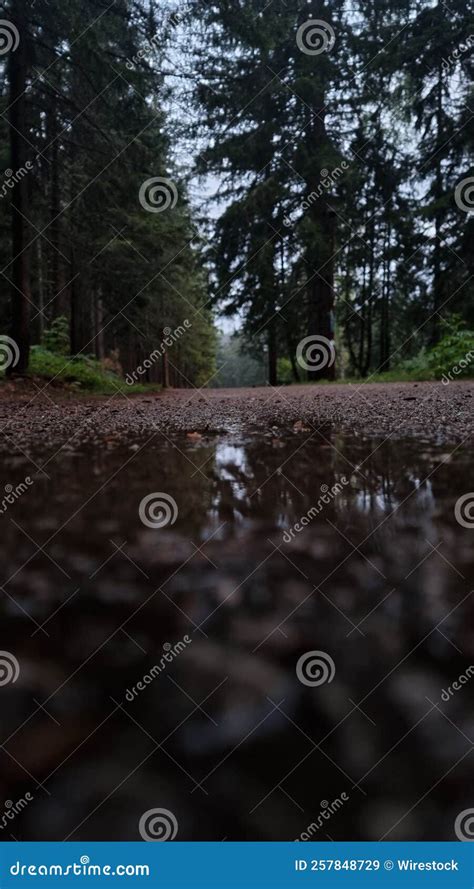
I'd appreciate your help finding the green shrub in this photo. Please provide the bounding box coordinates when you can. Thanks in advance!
[43,316,70,355]
[368,320,474,383]
[277,357,293,384]
[28,346,131,393]
[0,340,157,394]
[427,326,474,381]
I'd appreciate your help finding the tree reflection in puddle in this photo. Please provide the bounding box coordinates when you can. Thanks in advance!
[0,432,472,841]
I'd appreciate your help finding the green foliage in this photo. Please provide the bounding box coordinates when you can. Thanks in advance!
[0,0,216,387]
[43,316,70,356]
[28,346,152,394]
[427,327,474,381]
[190,0,473,382]
[277,357,293,385]
[381,350,435,382]
[182,308,218,387]
[340,319,474,382]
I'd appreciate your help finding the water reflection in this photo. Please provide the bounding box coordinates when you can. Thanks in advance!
[0,432,472,842]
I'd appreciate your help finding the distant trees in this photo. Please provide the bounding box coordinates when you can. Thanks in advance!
[7,0,30,373]
[214,333,267,388]
[1,0,473,388]
[0,0,215,386]
[188,0,474,382]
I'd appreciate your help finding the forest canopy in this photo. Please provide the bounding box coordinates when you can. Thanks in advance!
[0,0,473,388]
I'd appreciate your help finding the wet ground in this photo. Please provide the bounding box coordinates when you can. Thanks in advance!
[0,384,473,841]
[0,379,473,444]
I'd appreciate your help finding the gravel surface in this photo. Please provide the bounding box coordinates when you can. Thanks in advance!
[0,380,473,452]
[1,378,473,841]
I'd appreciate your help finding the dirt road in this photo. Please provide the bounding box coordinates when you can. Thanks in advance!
[0,380,473,453]
[0,378,473,841]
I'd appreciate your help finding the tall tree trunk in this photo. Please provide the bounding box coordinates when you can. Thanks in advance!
[49,103,66,316]
[362,216,376,376]
[431,68,444,345]
[70,252,78,354]
[94,290,105,360]
[306,208,336,381]
[286,329,300,382]
[305,100,336,381]
[37,240,45,343]
[162,349,170,388]
[358,259,367,375]
[379,224,391,371]
[69,138,78,353]
[8,0,30,375]
[268,321,277,387]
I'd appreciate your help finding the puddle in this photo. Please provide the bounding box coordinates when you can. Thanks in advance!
[0,431,472,841]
